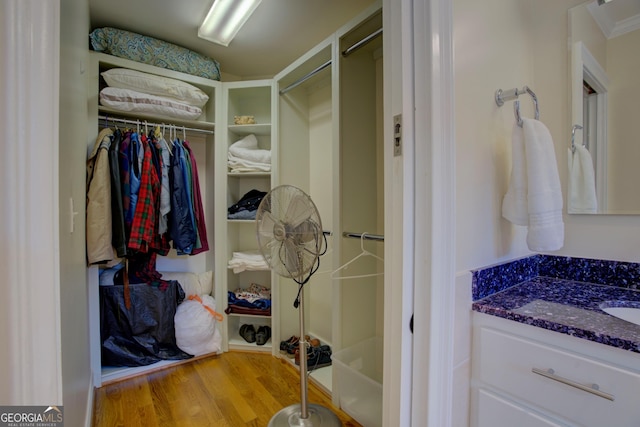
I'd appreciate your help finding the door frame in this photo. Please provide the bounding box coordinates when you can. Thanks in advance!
[383,0,456,425]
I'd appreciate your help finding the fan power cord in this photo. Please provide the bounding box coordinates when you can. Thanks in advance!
[292,232,328,308]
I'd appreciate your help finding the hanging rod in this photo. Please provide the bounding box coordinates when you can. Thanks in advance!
[98,114,215,135]
[279,60,332,95]
[342,231,384,242]
[494,85,539,127]
[342,28,383,57]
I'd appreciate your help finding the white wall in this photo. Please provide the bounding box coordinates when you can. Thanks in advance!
[59,0,93,425]
[309,82,334,344]
[455,0,535,272]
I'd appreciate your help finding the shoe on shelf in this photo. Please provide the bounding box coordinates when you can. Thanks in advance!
[239,324,256,343]
[256,325,271,346]
[280,335,299,354]
[284,335,311,358]
[309,345,332,371]
[295,345,332,371]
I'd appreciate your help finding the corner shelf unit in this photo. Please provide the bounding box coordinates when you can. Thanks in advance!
[214,80,278,353]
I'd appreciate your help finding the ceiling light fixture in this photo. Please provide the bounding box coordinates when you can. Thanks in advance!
[198,0,262,47]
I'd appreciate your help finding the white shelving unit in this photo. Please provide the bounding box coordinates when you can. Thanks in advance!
[214,80,278,353]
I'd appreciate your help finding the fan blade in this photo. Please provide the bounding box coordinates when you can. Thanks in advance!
[261,238,282,270]
[281,237,306,278]
[284,194,318,229]
[257,211,278,241]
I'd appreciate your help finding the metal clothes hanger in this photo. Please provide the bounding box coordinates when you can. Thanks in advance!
[330,232,384,280]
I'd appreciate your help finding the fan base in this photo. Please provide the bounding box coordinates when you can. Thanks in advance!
[268,403,342,427]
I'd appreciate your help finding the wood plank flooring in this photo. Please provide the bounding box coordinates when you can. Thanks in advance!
[93,351,363,427]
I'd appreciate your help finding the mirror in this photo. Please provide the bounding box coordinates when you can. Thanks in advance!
[568,0,640,214]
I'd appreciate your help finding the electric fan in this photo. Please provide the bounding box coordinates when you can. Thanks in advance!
[256,185,341,427]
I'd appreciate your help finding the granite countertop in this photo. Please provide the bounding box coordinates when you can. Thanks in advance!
[472,276,640,353]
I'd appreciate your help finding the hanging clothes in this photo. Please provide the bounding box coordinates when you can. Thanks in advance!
[87,121,210,272]
[157,134,172,235]
[128,135,170,255]
[87,127,114,264]
[183,139,209,255]
[126,132,142,227]
[108,129,127,258]
[169,138,197,254]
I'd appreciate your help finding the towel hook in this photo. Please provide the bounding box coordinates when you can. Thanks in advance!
[571,124,583,153]
[495,86,540,127]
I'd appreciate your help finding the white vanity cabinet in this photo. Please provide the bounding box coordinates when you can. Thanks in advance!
[471,312,640,427]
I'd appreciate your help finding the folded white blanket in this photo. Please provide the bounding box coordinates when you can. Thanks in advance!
[228,250,269,273]
[567,145,597,213]
[229,134,271,164]
[228,152,271,172]
[502,118,564,251]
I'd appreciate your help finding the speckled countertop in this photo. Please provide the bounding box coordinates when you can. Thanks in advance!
[472,276,640,353]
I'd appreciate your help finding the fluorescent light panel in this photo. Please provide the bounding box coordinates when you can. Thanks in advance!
[198,0,262,47]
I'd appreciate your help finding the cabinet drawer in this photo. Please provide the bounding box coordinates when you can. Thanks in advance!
[475,388,564,427]
[477,327,640,427]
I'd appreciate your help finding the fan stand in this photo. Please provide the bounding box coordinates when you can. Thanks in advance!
[268,284,341,427]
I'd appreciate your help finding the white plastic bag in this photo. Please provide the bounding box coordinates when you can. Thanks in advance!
[174,294,223,356]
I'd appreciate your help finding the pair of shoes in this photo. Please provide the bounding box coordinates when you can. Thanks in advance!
[239,324,256,343]
[280,335,299,355]
[295,345,332,371]
[307,345,332,371]
[256,326,271,346]
[281,335,311,358]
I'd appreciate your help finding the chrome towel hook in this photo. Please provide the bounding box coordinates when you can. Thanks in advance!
[495,86,540,127]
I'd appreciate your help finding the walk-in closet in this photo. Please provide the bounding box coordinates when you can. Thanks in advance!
[85,2,385,425]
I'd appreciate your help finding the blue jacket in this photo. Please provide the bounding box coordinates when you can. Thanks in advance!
[169,140,196,253]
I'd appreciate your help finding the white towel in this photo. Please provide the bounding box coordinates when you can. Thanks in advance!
[502,123,528,225]
[227,152,271,173]
[502,118,564,251]
[567,145,597,214]
[228,250,269,273]
[229,134,271,164]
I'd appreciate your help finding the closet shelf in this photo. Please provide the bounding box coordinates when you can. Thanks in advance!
[227,124,271,136]
[98,106,215,131]
[227,219,257,224]
[226,312,271,319]
[228,171,271,178]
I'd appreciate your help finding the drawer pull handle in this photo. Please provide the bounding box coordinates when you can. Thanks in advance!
[531,368,614,401]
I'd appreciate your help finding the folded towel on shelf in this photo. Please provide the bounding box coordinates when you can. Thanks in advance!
[229,134,271,164]
[568,144,597,214]
[228,250,269,273]
[502,118,564,251]
[227,152,271,173]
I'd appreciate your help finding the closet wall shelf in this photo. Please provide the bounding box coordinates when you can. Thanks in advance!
[99,106,215,131]
[227,123,271,136]
[227,313,271,319]
[227,219,257,224]
[228,172,271,178]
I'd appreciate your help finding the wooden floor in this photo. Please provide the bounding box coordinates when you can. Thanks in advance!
[93,351,362,427]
